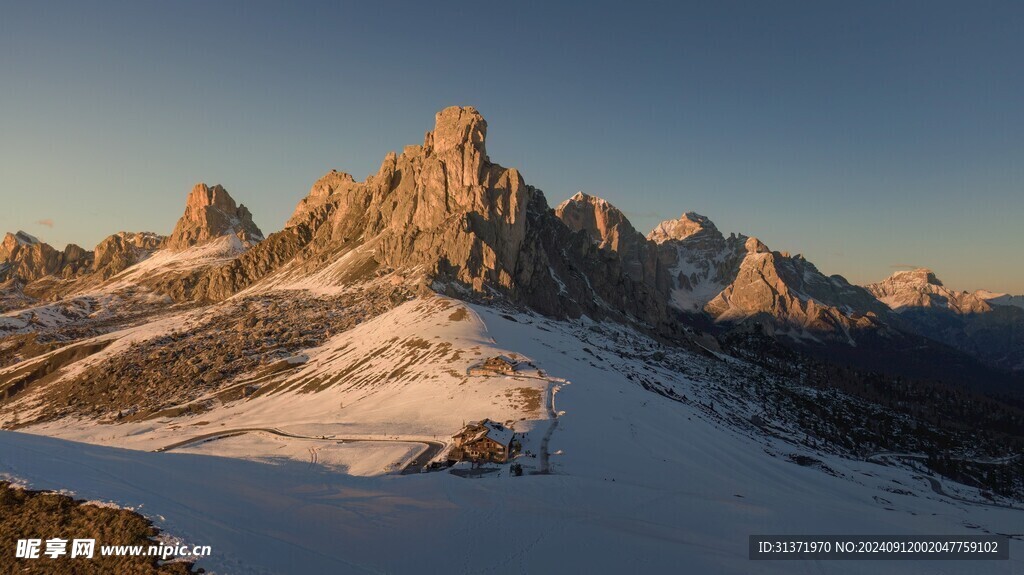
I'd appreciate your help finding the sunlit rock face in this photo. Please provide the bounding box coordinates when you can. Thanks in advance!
[196,106,670,326]
[555,192,669,292]
[164,183,264,251]
[92,232,165,279]
[867,269,1024,372]
[646,212,892,342]
[0,231,93,282]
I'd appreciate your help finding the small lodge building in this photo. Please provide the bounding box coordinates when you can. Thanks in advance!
[449,419,518,463]
[468,355,518,377]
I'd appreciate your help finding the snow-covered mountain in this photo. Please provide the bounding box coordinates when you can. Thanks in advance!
[867,268,992,314]
[648,212,893,338]
[647,211,750,313]
[1,106,1022,574]
[4,300,1022,574]
[0,106,677,431]
[552,194,1022,379]
[556,195,893,345]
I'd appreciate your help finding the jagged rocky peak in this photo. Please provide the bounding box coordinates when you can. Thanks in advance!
[61,243,91,266]
[286,170,363,228]
[556,192,637,249]
[164,183,264,251]
[2,230,41,250]
[648,212,721,243]
[1,232,43,266]
[554,192,668,289]
[0,231,94,282]
[311,170,356,197]
[416,105,506,217]
[647,211,745,309]
[230,105,522,294]
[425,105,487,157]
[281,104,532,284]
[704,240,890,329]
[643,211,890,339]
[0,230,50,276]
[744,236,770,254]
[93,231,166,279]
[198,106,669,326]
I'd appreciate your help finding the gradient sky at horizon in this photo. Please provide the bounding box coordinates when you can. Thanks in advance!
[2,1,1022,293]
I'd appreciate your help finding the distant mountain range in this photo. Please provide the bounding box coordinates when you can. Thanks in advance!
[554,190,1023,381]
[866,269,1024,373]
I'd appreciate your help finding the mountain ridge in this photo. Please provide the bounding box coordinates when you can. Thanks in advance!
[1,106,1019,381]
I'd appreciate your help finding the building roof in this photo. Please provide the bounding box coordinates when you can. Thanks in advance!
[458,419,515,447]
[487,355,518,366]
[481,420,515,446]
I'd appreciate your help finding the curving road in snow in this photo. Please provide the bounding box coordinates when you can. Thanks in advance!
[154,427,445,474]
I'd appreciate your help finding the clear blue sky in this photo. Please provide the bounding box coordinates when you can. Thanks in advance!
[2,1,1021,293]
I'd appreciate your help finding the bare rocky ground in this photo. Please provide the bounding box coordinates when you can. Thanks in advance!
[0,333,58,370]
[0,281,35,314]
[3,285,411,427]
[0,288,191,370]
[0,481,201,574]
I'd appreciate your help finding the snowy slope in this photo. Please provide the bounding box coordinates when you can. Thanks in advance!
[19,297,553,462]
[2,299,1022,574]
[102,234,248,289]
[0,236,249,342]
[0,295,114,333]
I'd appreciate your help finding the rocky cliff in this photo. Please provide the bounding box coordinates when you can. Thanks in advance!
[164,184,263,251]
[0,185,256,295]
[704,241,890,339]
[555,192,668,292]
[647,213,750,313]
[188,107,669,327]
[92,232,166,279]
[0,231,92,282]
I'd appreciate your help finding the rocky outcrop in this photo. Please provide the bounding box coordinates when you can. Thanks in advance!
[648,213,750,313]
[555,192,668,292]
[92,232,166,279]
[648,212,718,244]
[164,184,263,251]
[1,232,60,282]
[186,107,669,327]
[703,242,891,339]
[0,231,93,282]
